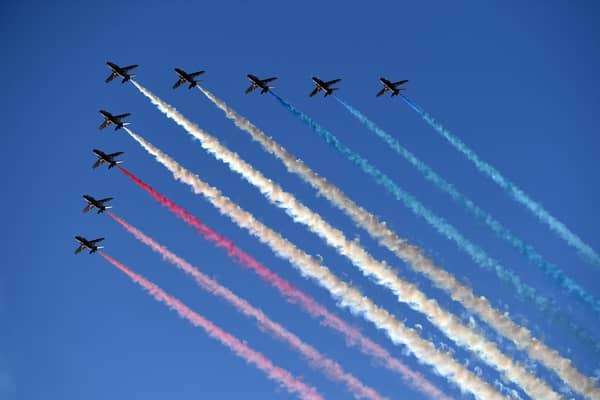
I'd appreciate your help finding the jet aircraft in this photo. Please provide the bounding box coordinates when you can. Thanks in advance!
[99,110,131,131]
[245,74,277,94]
[105,62,138,84]
[92,149,124,169]
[74,236,105,255]
[173,68,205,89]
[376,77,409,97]
[310,77,341,97]
[82,195,113,214]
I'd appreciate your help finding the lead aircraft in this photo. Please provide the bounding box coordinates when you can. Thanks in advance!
[105,62,138,84]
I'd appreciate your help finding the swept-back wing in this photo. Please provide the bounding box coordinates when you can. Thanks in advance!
[114,113,131,120]
[393,79,409,86]
[105,73,118,83]
[309,87,320,97]
[99,120,111,130]
[90,238,105,245]
[326,78,341,85]
[74,245,85,254]
[122,64,138,71]
[173,79,185,89]
[262,77,277,83]
[92,159,104,169]
[189,71,205,78]
[376,88,387,97]
[82,204,94,213]
[245,85,256,94]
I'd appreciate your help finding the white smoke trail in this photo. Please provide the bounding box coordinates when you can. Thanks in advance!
[196,86,600,400]
[130,82,560,400]
[123,126,506,400]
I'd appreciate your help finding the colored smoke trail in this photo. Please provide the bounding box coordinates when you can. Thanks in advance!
[273,91,578,319]
[197,86,600,397]
[118,165,450,400]
[270,93,566,398]
[107,213,386,400]
[130,83,556,398]
[98,251,323,400]
[122,126,505,400]
[400,94,600,267]
[336,96,600,317]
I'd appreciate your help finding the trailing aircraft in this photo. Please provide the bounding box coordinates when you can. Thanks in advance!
[92,149,124,169]
[74,236,105,255]
[105,62,138,84]
[310,77,341,97]
[376,77,409,97]
[99,110,131,131]
[173,68,205,89]
[82,195,113,214]
[245,74,277,94]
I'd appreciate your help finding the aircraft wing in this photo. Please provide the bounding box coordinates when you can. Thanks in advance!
[122,64,138,71]
[115,113,131,119]
[99,120,111,130]
[109,151,124,158]
[74,245,85,255]
[189,71,205,78]
[173,79,184,89]
[90,238,105,245]
[309,87,320,97]
[245,85,256,94]
[92,159,104,169]
[99,197,113,204]
[393,79,409,86]
[326,79,341,85]
[376,88,387,97]
[105,73,118,83]
[82,204,94,213]
[262,77,277,83]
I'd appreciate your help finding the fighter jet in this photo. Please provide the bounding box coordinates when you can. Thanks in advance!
[173,68,205,89]
[92,149,124,169]
[82,195,113,214]
[245,74,277,94]
[309,77,341,97]
[376,78,409,97]
[74,236,105,255]
[99,110,131,131]
[105,62,138,84]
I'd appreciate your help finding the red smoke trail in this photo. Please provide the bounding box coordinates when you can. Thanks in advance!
[98,251,323,400]
[117,166,450,400]
[107,212,386,400]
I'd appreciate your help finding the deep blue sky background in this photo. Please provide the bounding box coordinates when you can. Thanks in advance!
[2,1,599,399]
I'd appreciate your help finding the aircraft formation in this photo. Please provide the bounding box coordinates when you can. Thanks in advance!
[77,62,409,255]
[73,61,600,400]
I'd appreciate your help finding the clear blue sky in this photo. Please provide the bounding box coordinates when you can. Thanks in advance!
[2,1,599,399]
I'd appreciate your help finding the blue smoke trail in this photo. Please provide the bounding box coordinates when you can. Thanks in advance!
[335,96,600,317]
[400,94,600,268]
[270,91,600,352]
